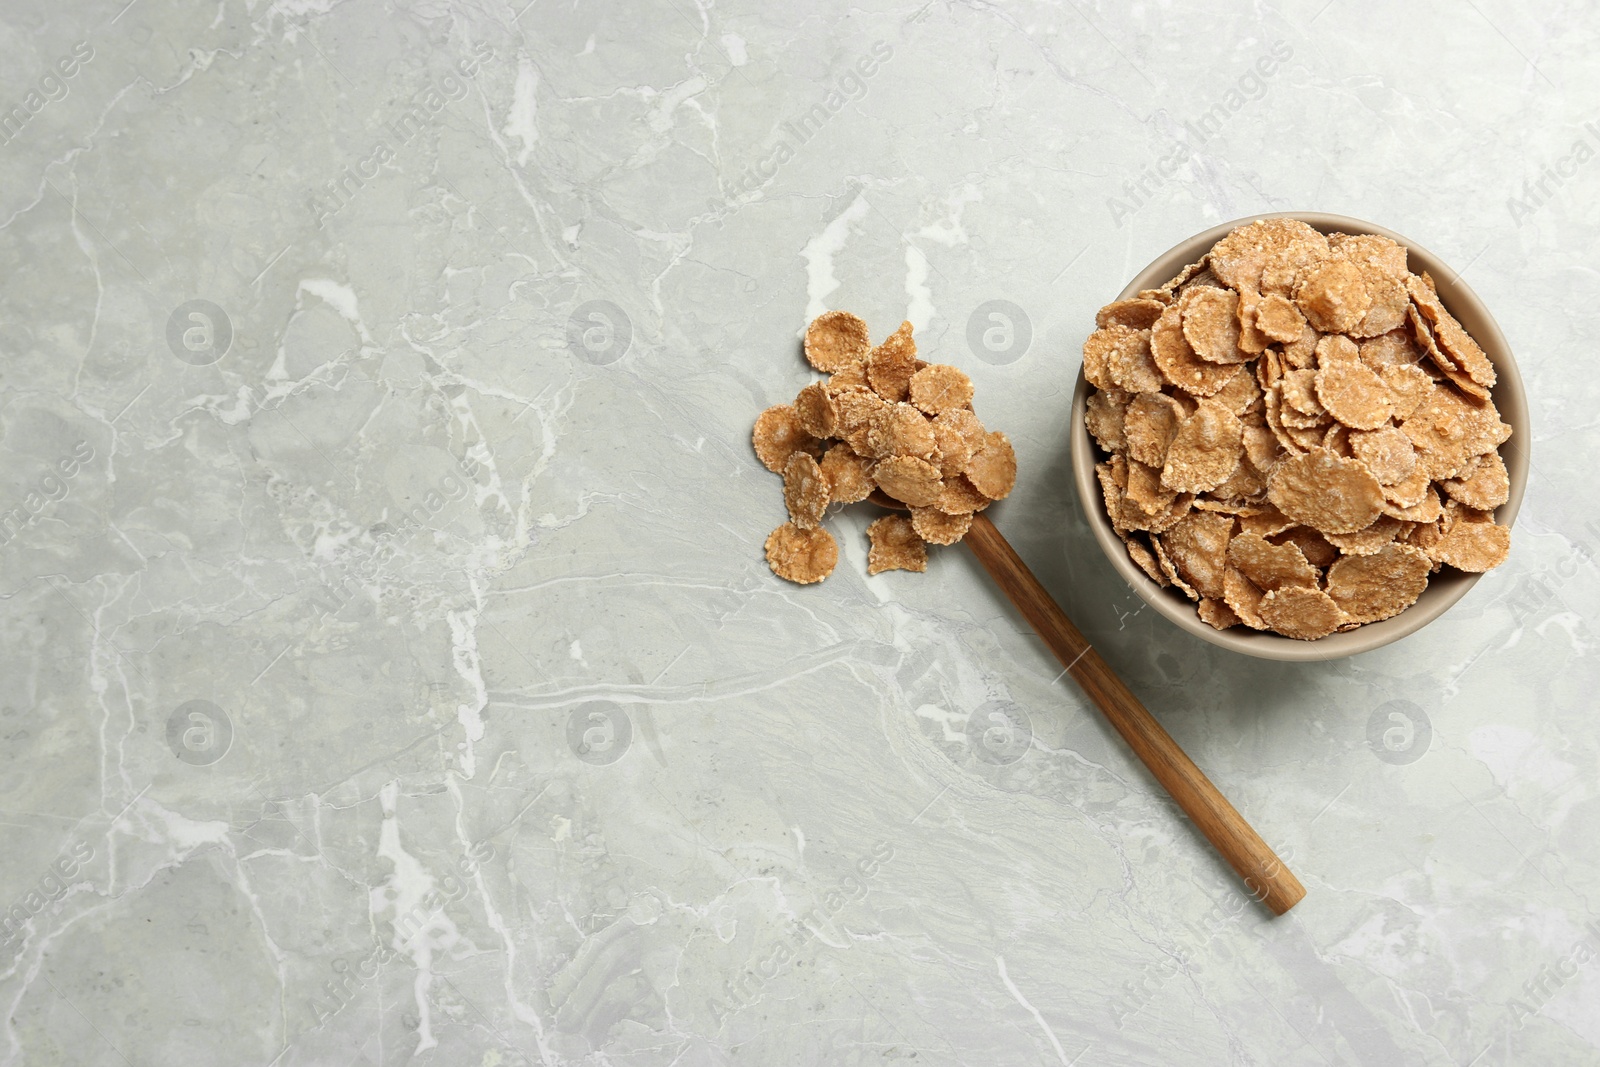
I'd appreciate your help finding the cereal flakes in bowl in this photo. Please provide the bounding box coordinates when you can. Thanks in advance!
[1069,213,1529,661]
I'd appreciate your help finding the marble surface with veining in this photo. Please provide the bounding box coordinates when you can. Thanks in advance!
[2,1,1598,1064]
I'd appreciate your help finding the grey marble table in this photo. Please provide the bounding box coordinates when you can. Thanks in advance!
[2,1,1596,1064]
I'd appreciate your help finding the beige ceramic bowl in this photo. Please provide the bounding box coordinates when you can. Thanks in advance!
[1069,212,1529,661]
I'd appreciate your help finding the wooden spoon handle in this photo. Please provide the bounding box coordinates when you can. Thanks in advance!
[962,512,1306,915]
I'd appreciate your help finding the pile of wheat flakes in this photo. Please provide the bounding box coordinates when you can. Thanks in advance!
[753,312,1016,583]
[1082,218,1512,640]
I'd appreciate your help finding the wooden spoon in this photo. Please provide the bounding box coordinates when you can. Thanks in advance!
[870,491,1305,914]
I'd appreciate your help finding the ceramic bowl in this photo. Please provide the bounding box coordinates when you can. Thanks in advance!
[1068,212,1529,661]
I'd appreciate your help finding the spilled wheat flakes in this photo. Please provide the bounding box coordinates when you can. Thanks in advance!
[756,315,1014,583]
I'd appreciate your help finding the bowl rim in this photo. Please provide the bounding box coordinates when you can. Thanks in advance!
[1069,211,1530,662]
